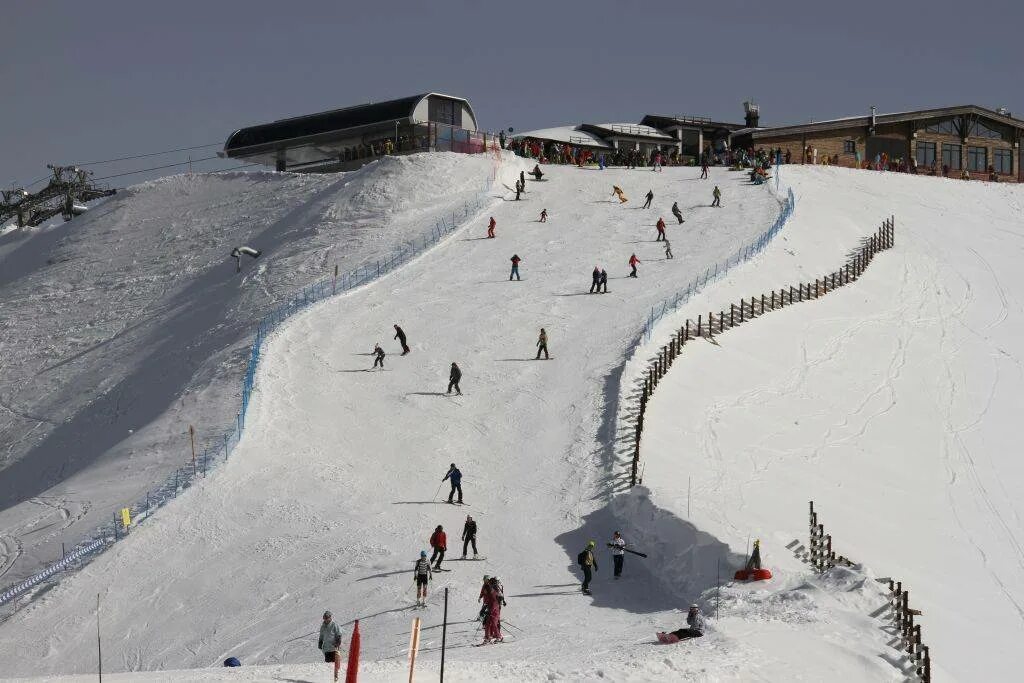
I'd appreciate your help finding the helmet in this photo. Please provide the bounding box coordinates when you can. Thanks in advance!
[689,604,699,610]
[421,551,427,558]
[323,610,332,619]
[586,540,596,548]
[450,463,456,468]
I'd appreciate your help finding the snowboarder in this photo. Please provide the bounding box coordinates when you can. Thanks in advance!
[509,254,521,281]
[643,189,654,209]
[394,324,410,355]
[664,240,673,260]
[487,217,496,238]
[481,576,505,644]
[700,160,709,179]
[612,186,628,204]
[539,208,547,223]
[372,343,385,369]
[577,540,598,594]
[530,164,544,181]
[447,362,462,395]
[655,217,667,241]
[609,531,626,578]
[671,201,684,224]
[429,524,447,569]
[589,266,601,294]
[318,610,343,682]
[443,463,463,504]
[231,245,261,273]
[413,551,433,606]
[711,186,721,207]
[462,515,478,558]
[747,539,762,570]
[657,605,706,643]
[599,268,608,293]
[629,254,640,278]
[535,328,549,359]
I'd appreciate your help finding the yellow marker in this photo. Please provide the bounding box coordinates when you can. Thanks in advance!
[121,507,131,529]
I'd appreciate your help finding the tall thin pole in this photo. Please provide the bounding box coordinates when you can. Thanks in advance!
[440,587,449,682]
[687,476,691,518]
[96,593,103,682]
[189,425,197,478]
[715,559,721,618]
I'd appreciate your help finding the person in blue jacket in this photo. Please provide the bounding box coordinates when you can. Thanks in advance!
[443,463,463,504]
[318,610,343,681]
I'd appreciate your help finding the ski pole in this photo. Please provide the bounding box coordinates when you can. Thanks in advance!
[432,481,444,501]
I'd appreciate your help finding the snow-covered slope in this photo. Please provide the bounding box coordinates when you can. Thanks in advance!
[0,153,503,587]
[634,167,1024,682]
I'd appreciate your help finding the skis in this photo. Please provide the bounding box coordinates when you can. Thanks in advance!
[450,557,487,561]
[445,501,470,506]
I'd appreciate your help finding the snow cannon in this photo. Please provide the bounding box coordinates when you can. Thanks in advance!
[223,656,241,667]
[734,539,772,581]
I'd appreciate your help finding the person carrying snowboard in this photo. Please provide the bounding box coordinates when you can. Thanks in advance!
[318,610,343,682]
[535,328,549,359]
[629,253,640,278]
[711,185,721,207]
[443,463,463,504]
[462,515,478,558]
[539,208,547,223]
[612,186,628,204]
[609,531,626,578]
[429,525,447,569]
[447,362,462,395]
[372,343,385,369]
[413,551,433,607]
[658,604,706,643]
[589,266,601,294]
[393,324,410,355]
[578,540,598,594]
[671,201,684,224]
[599,268,608,293]
[643,189,654,209]
[664,239,673,260]
[655,217,667,241]
[487,217,496,238]
[509,254,521,281]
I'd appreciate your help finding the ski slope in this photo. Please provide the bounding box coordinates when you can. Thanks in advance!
[634,167,1024,682]
[0,153,501,588]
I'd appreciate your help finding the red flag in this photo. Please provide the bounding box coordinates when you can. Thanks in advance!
[345,620,360,683]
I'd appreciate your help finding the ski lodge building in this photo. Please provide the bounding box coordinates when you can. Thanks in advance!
[221,92,497,172]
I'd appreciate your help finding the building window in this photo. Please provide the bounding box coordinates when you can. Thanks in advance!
[942,143,961,170]
[843,140,856,154]
[967,146,987,172]
[994,148,1013,174]
[915,141,936,168]
[924,119,957,135]
[969,120,1004,140]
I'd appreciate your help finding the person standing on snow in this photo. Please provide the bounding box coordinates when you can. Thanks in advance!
[598,154,606,170]
[509,254,522,281]
[520,170,526,190]
[530,164,544,181]
[393,325,410,355]
[578,540,598,594]
[589,266,601,294]
[535,328,549,359]
[700,160,709,179]
[429,524,448,569]
[664,239,673,260]
[653,152,663,172]
[487,217,496,238]
[671,201,684,224]
[482,576,505,644]
[447,362,462,395]
[539,208,547,223]
[443,463,463,504]
[609,531,626,578]
[629,253,640,278]
[372,343,385,369]
[655,217,667,241]
[599,268,608,293]
[461,515,478,558]
[643,189,654,209]
[413,551,433,606]
[711,185,722,207]
[318,610,343,682]
[514,179,522,201]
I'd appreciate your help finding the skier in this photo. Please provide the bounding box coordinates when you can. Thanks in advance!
[657,605,706,643]
[655,217,667,241]
[653,152,663,172]
[599,268,608,293]
[598,154,606,170]
[509,254,521,281]
[429,524,447,569]
[612,186,628,204]
[629,254,640,278]
[530,164,544,181]
[609,531,626,578]
[372,343,385,369]
[671,201,684,224]
[443,463,463,504]
[700,160,709,179]
[447,362,462,395]
[413,550,433,606]
[478,575,493,621]
[394,324,410,355]
[535,328,549,359]
[589,266,601,294]
[539,208,547,223]
[577,540,598,594]
[520,170,526,190]
[664,240,673,260]
[462,515,478,558]
[643,189,654,209]
[514,179,522,201]
[318,610,343,682]
[711,186,722,207]
[487,217,496,238]
[481,576,505,644]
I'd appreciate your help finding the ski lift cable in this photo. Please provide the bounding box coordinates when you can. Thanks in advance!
[92,155,223,180]
[73,143,222,167]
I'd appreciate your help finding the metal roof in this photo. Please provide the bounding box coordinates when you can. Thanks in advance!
[744,105,1024,139]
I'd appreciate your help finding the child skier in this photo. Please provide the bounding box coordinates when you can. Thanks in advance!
[629,254,640,278]
[664,239,673,259]
[655,217,667,241]
[372,344,385,369]
[487,217,496,238]
[413,551,433,607]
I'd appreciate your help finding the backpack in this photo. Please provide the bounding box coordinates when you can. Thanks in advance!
[577,550,588,567]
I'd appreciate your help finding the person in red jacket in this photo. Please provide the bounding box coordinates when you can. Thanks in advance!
[487,217,496,238]
[429,525,447,570]
[629,253,640,278]
[655,217,666,241]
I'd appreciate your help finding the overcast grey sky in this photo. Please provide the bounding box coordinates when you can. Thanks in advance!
[3,0,1021,188]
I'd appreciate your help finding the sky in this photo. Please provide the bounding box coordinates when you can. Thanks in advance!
[2,0,1022,189]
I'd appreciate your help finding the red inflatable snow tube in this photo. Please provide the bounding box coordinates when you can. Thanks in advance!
[734,568,773,581]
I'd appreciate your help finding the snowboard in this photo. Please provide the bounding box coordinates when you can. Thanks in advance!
[657,632,680,644]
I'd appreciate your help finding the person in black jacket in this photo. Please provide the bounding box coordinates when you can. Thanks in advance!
[372,344,385,369]
[462,515,478,558]
[589,266,601,294]
[599,268,608,293]
[394,324,410,355]
[642,189,654,209]
[447,362,462,395]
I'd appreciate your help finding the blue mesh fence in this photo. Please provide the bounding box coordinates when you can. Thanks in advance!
[1,161,502,609]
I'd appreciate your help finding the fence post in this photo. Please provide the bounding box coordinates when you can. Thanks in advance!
[696,314,702,337]
[730,304,735,327]
[719,311,725,333]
